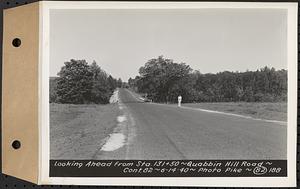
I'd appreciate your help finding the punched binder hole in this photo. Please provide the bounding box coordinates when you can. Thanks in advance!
[12,140,21,149]
[12,38,21,47]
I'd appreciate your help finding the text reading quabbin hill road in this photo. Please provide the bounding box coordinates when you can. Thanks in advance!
[50,160,287,177]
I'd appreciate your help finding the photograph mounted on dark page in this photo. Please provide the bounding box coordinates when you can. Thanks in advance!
[2,1,297,187]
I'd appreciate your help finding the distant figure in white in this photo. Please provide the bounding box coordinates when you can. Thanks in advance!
[178,95,182,107]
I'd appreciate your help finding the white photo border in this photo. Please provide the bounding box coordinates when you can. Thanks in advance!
[39,1,298,187]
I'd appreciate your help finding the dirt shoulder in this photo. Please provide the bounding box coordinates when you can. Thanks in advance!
[183,102,287,122]
[50,103,119,159]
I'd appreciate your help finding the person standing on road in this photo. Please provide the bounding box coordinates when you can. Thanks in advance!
[178,95,182,107]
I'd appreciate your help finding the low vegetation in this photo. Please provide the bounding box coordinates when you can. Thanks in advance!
[183,102,287,121]
[50,103,119,159]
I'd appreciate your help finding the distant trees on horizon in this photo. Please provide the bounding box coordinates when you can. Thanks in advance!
[50,56,287,104]
[128,56,287,103]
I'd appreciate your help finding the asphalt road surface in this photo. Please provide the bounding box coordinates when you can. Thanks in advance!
[97,88,286,160]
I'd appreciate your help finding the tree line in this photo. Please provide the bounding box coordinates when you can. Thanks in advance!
[128,56,287,103]
[50,59,122,104]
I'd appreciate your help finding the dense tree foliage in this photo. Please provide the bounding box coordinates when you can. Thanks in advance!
[117,78,123,88]
[129,56,287,103]
[49,77,58,103]
[50,59,118,104]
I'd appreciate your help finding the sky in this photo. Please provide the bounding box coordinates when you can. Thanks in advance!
[50,9,287,81]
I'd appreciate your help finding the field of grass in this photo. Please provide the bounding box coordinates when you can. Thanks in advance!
[50,103,119,159]
[183,102,287,122]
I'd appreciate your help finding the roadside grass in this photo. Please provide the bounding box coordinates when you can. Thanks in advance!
[183,102,287,122]
[50,103,119,159]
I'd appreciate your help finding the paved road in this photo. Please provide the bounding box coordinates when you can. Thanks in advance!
[98,88,286,160]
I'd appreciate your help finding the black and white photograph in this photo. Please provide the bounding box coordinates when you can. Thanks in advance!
[50,7,288,160]
[40,1,297,187]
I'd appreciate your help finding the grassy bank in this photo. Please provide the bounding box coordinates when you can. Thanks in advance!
[183,102,287,122]
[50,103,119,159]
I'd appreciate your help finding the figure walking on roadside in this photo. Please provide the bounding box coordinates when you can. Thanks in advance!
[178,95,182,107]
